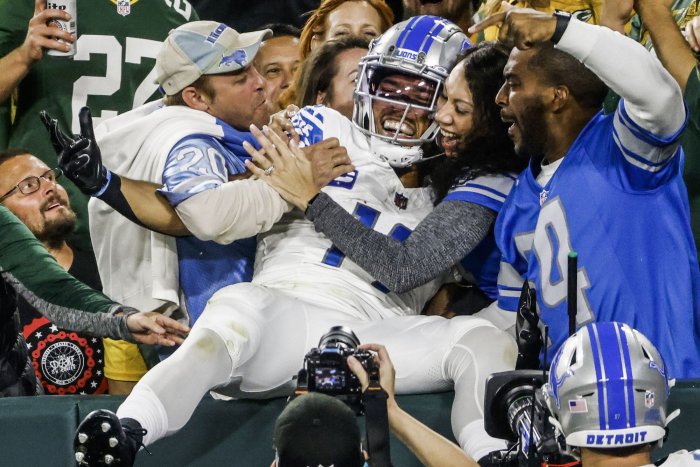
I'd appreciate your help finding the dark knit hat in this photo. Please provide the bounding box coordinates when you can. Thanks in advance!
[274,393,364,467]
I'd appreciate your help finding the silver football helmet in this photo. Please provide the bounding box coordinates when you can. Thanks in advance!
[543,322,680,450]
[352,15,470,167]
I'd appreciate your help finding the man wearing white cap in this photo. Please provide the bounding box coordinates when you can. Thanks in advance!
[41,21,351,337]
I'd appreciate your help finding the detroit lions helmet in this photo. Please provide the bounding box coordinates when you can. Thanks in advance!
[353,15,470,167]
[543,322,679,450]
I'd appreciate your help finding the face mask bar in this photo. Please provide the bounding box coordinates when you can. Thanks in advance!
[353,61,443,146]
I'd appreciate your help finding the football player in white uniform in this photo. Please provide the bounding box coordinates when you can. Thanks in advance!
[73,16,517,466]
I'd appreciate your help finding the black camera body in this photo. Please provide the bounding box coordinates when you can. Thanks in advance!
[483,370,578,467]
[295,326,377,414]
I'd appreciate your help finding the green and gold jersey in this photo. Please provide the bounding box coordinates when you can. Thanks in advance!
[630,0,700,50]
[0,0,198,250]
[472,0,605,43]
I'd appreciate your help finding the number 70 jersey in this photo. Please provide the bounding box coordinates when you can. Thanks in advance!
[252,106,441,320]
[494,110,700,379]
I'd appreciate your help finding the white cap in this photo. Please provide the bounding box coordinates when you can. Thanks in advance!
[154,21,271,96]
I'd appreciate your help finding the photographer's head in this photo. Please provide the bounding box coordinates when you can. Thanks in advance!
[273,392,366,467]
[543,322,679,463]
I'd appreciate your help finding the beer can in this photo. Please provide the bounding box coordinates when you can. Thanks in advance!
[46,0,77,57]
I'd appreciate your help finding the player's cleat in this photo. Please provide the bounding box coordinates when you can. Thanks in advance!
[74,409,146,466]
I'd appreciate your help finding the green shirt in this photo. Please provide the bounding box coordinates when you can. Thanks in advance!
[0,0,197,250]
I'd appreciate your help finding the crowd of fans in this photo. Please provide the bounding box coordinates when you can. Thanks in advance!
[0,0,699,466]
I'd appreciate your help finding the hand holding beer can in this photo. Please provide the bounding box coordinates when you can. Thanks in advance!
[46,0,76,57]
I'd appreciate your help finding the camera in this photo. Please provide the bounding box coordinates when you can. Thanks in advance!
[295,326,378,414]
[483,370,579,467]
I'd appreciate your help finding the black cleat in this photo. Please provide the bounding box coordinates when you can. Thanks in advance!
[74,409,146,466]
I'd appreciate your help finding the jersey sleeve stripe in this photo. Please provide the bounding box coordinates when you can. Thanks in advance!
[612,119,677,167]
[612,129,677,173]
[442,191,503,212]
[617,99,687,146]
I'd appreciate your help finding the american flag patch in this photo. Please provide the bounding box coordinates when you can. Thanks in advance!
[568,399,588,413]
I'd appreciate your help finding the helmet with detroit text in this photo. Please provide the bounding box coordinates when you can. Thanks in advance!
[353,15,470,167]
[542,322,680,450]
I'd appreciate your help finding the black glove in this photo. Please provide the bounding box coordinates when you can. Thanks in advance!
[40,107,109,195]
[515,281,542,370]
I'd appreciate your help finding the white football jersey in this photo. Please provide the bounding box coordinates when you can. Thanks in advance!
[253,106,440,320]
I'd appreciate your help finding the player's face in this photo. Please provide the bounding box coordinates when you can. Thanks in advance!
[434,61,474,158]
[0,154,76,246]
[316,47,366,119]
[311,1,382,50]
[496,48,550,158]
[370,72,434,142]
[205,65,270,130]
[254,35,301,114]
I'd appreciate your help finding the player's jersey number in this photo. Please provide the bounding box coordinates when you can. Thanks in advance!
[519,198,594,325]
[70,35,162,133]
[322,202,411,293]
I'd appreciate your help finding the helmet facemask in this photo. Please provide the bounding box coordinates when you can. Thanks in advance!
[354,62,442,148]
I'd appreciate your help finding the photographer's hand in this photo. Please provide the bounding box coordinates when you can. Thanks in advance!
[348,344,478,467]
[348,343,396,401]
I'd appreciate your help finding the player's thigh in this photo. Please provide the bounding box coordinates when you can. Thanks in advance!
[231,292,356,393]
[350,315,506,394]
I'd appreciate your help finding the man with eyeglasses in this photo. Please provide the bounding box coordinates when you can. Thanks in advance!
[0,148,190,397]
[0,148,113,395]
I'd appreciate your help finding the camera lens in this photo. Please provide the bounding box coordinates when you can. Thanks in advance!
[318,326,361,351]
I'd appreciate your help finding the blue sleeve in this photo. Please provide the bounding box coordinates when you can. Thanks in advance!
[291,106,327,147]
[444,173,516,213]
[158,136,247,206]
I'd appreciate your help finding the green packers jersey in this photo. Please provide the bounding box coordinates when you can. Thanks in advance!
[630,0,700,49]
[0,0,198,250]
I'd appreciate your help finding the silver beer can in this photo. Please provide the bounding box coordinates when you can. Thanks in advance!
[46,0,77,57]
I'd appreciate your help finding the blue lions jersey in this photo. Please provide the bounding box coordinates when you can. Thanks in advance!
[444,173,516,299]
[495,101,700,379]
[159,135,256,324]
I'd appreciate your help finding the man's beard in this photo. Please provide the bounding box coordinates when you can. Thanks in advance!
[32,197,77,249]
[514,99,548,163]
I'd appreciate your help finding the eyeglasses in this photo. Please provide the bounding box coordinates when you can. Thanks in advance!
[0,168,62,203]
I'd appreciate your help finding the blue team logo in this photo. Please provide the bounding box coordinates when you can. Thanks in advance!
[116,0,131,16]
[220,49,248,68]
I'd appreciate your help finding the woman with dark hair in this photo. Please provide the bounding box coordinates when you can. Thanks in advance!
[296,36,369,119]
[253,42,527,313]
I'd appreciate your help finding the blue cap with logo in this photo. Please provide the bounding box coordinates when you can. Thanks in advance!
[154,20,271,95]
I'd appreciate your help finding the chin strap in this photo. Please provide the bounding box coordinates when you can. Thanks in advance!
[369,136,423,168]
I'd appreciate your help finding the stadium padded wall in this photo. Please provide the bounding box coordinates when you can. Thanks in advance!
[0,382,697,466]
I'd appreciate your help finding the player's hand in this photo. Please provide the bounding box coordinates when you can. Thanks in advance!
[19,0,75,64]
[468,8,557,49]
[268,105,301,145]
[302,138,353,189]
[125,311,190,346]
[243,124,354,210]
[40,106,110,195]
[348,344,396,401]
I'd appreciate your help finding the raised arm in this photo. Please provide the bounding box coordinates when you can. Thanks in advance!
[470,9,685,137]
[635,0,696,92]
[0,0,74,104]
[41,108,190,236]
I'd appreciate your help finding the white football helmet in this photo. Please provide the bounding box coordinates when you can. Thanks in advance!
[352,15,470,167]
[542,322,680,450]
